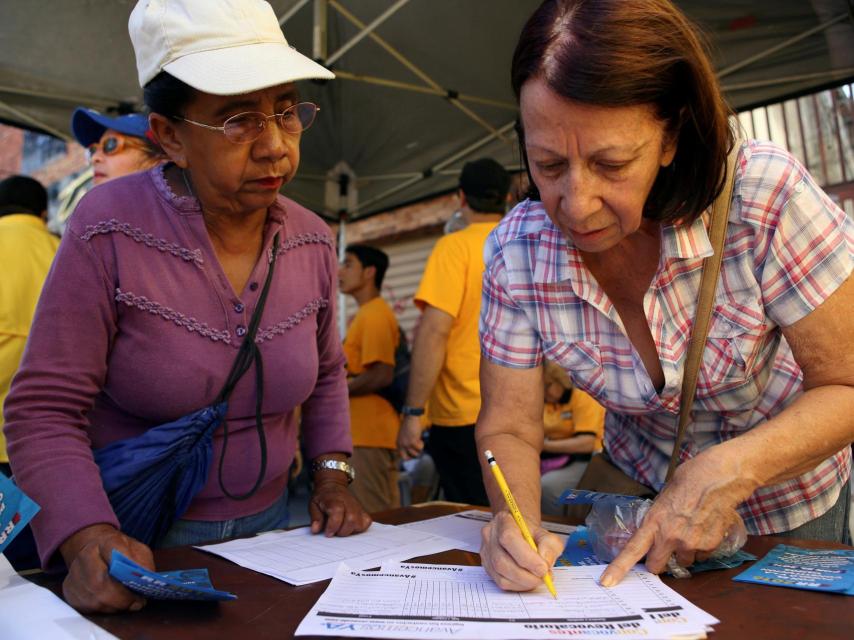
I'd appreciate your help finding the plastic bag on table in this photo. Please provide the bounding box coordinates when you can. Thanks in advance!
[568,489,749,577]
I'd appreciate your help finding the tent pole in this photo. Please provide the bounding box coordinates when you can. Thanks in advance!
[0,84,116,109]
[719,13,849,79]
[326,0,411,66]
[723,66,854,92]
[331,70,516,110]
[358,120,517,211]
[337,213,347,340]
[328,0,509,143]
[0,99,69,140]
[278,0,311,26]
[313,0,328,63]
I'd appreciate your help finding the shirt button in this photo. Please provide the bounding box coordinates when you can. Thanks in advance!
[234,302,245,313]
[249,282,259,292]
[236,325,247,337]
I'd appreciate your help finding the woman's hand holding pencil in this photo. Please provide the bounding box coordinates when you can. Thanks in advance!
[481,450,564,596]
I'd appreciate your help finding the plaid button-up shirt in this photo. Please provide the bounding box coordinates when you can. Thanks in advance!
[480,141,853,535]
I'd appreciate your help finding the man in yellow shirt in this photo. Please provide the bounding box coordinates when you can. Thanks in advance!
[397,159,510,506]
[339,244,401,512]
[0,176,59,477]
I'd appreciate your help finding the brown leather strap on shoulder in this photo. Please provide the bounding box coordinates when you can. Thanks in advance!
[666,140,741,482]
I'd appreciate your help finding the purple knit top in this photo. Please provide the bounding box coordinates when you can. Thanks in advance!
[3,165,351,567]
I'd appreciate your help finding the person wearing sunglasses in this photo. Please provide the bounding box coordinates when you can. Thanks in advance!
[4,0,369,614]
[71,109,164,186]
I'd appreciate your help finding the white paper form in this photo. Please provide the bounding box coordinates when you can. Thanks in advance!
[296,562,717,640]
[399,509,575,553]
[0,555,119,640]
[197,522,459,585]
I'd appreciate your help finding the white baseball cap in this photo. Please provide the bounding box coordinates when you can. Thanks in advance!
[129,0,335,95]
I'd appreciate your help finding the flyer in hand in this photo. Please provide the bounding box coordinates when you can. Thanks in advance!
[0,472,40,554]
[108,550,237,601]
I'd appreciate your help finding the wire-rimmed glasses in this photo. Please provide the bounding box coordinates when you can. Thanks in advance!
[177,102,319,144]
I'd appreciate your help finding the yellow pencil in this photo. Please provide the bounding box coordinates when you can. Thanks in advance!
[484,449,558,599]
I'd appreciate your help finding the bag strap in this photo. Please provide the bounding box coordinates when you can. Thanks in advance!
[665,142,740,483]
[215,233,279,500]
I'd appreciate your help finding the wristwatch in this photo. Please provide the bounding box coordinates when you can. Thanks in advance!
[401,405,425,417]
[311,458,355,484]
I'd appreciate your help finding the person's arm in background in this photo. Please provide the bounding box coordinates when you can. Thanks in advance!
[543,390,605,455]
[348,362,394,396]
[301,242,371,537]
[541,434,596,455]
[397,234,464,460]
[397,305,453,459]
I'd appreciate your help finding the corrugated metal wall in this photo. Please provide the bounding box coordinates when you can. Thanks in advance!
[341,231,442,342]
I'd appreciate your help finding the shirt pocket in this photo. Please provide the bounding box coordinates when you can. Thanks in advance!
[701,302,768,388]
[542,340,606,400]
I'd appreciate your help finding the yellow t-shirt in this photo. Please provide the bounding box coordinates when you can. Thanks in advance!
[543,388,606,451]
[343,296,401,449]
[0,214,60,463]
[414,221,498,426]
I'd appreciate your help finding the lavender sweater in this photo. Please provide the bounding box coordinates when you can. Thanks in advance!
[3,166,351,566]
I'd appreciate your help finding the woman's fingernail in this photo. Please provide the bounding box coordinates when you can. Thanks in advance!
[129,600,144,612]
[600,575,615,588]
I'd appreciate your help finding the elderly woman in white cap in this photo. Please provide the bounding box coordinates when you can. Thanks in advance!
[4,0,369,614]
[71,109,165,186]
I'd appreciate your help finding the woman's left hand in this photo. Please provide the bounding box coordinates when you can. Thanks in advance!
[309,480,372,537]
[600,447,756,587]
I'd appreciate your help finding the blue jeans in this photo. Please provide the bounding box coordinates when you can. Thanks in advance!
[158,490,290,548]
[776,477,851,545]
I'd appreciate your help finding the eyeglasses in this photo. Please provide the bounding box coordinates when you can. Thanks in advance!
[176,102,320,144]
[86,135,147,161]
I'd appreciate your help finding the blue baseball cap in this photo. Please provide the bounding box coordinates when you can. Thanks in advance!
[71,108,151,147]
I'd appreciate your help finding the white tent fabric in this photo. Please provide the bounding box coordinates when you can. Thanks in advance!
[1,0,852,219]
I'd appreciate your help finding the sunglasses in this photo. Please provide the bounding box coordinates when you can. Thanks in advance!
[86,135,147,161]
[176,102,320,144]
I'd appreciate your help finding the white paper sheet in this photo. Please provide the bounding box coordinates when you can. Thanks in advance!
[0,555,118,640]
[399,510,575,553]
[296,562,718,640]
[197,522,459,585]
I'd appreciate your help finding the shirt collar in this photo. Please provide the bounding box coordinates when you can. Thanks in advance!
[662,211,713,260]
[0,213,49,230]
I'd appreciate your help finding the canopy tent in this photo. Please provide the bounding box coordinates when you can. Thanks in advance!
[1,0,852,220]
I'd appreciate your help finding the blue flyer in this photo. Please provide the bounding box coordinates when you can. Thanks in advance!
[0,472,40,554]
[733,544,854,595]
[555,526,600,566]
[108,550,237,601]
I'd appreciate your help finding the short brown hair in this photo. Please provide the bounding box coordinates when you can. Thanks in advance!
[512,0,734,224]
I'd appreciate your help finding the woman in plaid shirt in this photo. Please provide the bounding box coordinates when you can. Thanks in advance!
[476,0,854,590]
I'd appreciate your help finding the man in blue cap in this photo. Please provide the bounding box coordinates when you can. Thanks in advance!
[71,108,163,186]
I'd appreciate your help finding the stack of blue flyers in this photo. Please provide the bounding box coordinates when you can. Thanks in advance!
[733,544,854,595]
[0,472,40,554]
[108,550,237,601]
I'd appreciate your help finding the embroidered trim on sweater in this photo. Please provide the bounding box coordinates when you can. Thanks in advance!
[115,290,327,346]
[115,289,233,343]
[268,232,335,262]
[82,219,204,267]
[256,298,328,343]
